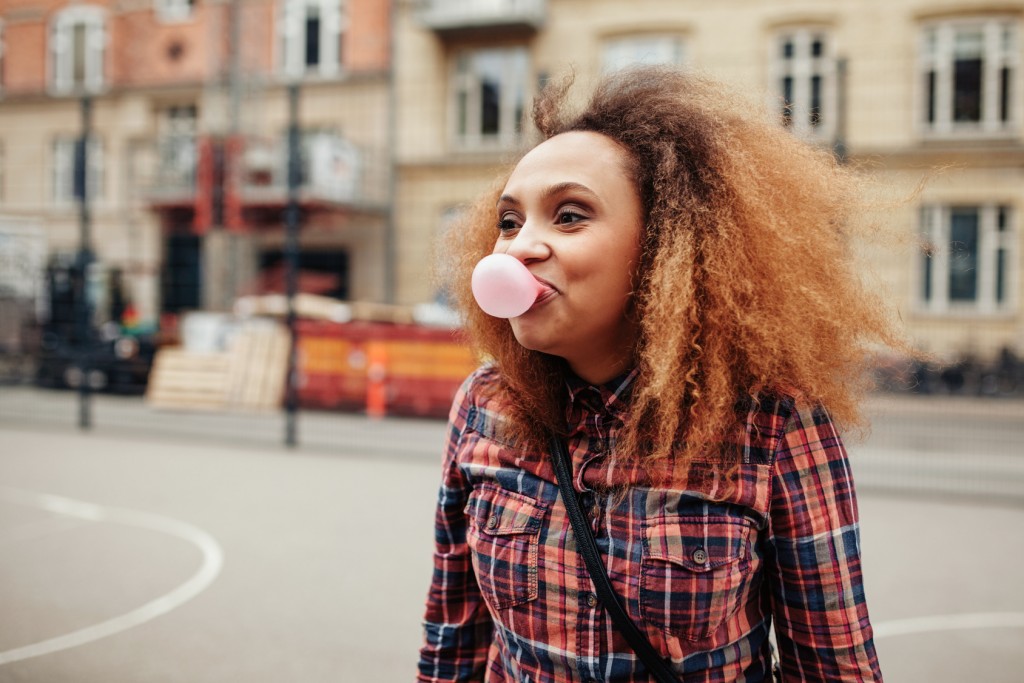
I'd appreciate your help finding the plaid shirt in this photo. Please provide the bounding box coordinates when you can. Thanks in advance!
[418,366,882,683]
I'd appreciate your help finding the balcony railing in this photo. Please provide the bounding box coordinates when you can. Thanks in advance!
[237,132,387,209]
[144,133,388,221]
[418,0,546,36]
[146,136,198,205]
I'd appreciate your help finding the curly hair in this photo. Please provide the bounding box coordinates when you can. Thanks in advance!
[443,65,905,471]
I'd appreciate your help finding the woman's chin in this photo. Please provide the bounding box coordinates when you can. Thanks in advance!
[510,325,558,357]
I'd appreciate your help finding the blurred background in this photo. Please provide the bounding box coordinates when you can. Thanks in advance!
[0,0,1022,681]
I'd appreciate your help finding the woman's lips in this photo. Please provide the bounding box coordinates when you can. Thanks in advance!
[526,277,558,311]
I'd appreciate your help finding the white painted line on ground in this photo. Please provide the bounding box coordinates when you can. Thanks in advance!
[873,612,1024,639]
[0,487,224,665]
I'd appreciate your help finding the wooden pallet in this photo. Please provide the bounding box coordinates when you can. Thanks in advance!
[145,349,232,410]
[225,322,291,411]
[146,321,290,412]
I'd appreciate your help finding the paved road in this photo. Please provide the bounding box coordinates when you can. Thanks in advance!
[0,389,1022,682]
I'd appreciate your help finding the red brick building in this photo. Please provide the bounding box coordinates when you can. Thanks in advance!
[0,0,393,323]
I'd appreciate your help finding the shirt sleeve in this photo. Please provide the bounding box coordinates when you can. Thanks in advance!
[765,404,883,682]
[417,374,494,682]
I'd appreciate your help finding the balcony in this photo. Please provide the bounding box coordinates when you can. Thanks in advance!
[145,133,388,232]
[418,0,546,38]
[237,132,386,210]
[146,136,198,207]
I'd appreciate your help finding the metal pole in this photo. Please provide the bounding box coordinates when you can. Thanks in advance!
[833,57,848,163]
[384,0,398,304]
[76,94,94,430]
[284,82,301,447]
[228,0,241,137]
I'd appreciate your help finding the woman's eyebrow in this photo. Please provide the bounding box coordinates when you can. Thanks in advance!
[498,182,599,209]
[542,181,599,203]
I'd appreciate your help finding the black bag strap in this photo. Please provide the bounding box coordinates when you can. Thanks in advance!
[549,436,681,683]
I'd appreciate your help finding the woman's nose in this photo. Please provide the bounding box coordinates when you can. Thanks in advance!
[503,223,550,263]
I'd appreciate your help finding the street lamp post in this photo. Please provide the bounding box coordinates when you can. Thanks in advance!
[284,82,301,447]
[74,94,95,430]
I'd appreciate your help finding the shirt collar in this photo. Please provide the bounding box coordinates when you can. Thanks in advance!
[564,367,638,421]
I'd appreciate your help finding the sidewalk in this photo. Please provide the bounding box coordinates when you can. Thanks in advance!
[0,386,446,460]
[2,385,1023,502]
[865,391,1024,419]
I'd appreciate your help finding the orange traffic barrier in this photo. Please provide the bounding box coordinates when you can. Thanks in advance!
[366,342,388,418]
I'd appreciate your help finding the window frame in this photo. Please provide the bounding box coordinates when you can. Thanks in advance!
[917,203,1016,316]
[601,33,687,74]
[278,0,345,80]
[154,0,196,24]
[52,135,104,207]
[918,16,1020,138]
[449,46,529,151]
[770,26,838,142]
[49,6,107,95]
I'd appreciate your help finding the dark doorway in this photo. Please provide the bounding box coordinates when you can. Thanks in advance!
[162,233,201,313]
[256,249,349,300]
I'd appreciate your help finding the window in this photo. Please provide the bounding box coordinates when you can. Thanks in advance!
[602,34,686,73]
[279,0,345,79]
[451,47,528,149]
[157,105,198,189]
[154,0,195,23]
[772,28,836,140]
[50,6,106,94]
[53,136,103,206]
[920,18,1019,135]
[919,204,1015,313]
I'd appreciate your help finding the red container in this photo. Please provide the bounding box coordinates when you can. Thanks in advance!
[295,320,477,418]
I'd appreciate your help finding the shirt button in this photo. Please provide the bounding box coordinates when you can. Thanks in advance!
[586,593,599,608]
[486,514,498,530]
[692,547,709,565]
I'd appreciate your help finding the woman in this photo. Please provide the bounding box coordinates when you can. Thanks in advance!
[418,66,899,682]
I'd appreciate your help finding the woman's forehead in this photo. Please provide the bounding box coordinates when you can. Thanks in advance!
[504,131,634,194]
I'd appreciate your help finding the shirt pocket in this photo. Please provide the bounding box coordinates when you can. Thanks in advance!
[465,483,549,611]
[640,515,756,641]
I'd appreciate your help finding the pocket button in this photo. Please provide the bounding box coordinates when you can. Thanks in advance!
[692,547,709,565]
[486,514,499,530]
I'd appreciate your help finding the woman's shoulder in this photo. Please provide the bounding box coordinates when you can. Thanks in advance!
[447,363,522,448]
[743,387,837,428]
[448,363,510,423]
[736,390,797,432]
[456,363,504,406]
[730,389,842,457]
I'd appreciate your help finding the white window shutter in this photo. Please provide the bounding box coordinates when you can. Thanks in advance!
[281,0,303,78]
[320,0,341,76]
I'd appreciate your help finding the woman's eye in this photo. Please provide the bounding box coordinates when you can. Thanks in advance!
[497,218,519,233]
[556,210,585,225]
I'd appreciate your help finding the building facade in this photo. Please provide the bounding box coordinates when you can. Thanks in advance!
[393,0,1023,362]
[1,0,1020,363]
[0,0,392,326]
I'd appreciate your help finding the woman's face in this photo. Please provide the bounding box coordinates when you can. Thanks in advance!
[494,130,644,385]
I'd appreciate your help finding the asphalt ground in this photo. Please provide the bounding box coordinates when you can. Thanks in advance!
[0,388,1022,682]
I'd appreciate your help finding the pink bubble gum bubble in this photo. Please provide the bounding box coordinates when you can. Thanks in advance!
[471,253,545,318]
